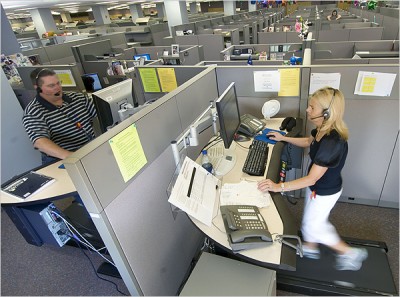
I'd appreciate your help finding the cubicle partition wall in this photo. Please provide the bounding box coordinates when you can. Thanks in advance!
[16,64,85,93]
[175,34,225,61]
[307,64,399,208]
[133,65,208,104]
[64,67,220,295]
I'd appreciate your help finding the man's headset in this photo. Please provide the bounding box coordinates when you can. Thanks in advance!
[310,88,336,120]
[35,68,52,93]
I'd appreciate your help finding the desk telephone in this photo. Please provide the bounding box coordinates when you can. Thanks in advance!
[221,205,272,252]
[238,114,265,137]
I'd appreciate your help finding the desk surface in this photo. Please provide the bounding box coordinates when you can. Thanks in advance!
[189,118,286,268]
[1,161,77,205]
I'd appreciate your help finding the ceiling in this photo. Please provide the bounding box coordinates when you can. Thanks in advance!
[1,0,211,17]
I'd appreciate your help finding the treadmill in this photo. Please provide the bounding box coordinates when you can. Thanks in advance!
[276,237,397,295]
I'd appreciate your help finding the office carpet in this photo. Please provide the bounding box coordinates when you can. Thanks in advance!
[1,198,398,296]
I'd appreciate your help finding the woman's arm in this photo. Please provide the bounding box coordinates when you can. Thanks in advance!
[267,131,314,148]
[258,164,328,193]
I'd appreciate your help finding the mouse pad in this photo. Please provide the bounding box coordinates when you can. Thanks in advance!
[254,128,286,145]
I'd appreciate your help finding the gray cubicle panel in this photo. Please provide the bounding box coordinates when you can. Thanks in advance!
[22,47,51,65]
[149,23,170,46]
[174,35,198,48]
[197,34,225,61]
[307,65,399,208]
[258,32,287,44]
[63,67,219,295]
[134,66,208,104]
[215,65,303,119]
[312,59,369,65]
[354,40,399,52]
[314,41,355,59]
[349,27,384,41]
[317,29,351,42]
[171,23,196,37]
[16,64,85,92]
[382,16,400,40]
[71,39,113,65]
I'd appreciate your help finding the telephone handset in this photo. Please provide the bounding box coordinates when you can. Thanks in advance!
[220,205,272,252]
[238,114,265,137]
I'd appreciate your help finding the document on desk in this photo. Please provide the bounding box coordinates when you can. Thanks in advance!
[168,157,219,226]
[220,181,271,208]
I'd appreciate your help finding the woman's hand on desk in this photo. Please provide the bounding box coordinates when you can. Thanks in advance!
[266,132,285,142]
[258,179,279,193]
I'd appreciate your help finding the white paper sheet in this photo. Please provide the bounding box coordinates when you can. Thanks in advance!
[254,70,280,92]
[168,157,219,226]
[220,180,271,208]
[354,71,397,96]
[309,72,341,94]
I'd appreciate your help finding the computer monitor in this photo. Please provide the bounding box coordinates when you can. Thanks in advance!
[215,82,241,149]
[81,73,103,92]
[133,54,151,61]
[92,79,135,133]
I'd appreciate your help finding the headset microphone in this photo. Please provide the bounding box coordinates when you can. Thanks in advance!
[310,115,324,120]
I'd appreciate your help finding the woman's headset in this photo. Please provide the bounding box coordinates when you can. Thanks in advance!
[322,88,336,120]
[310,88,336,120]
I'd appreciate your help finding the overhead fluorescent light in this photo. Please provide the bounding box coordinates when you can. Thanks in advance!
[55,2,78,6]
[51,11,61,15]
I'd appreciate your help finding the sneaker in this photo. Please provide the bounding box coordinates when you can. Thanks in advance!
[297,244,320,259]
[336,248,368,271]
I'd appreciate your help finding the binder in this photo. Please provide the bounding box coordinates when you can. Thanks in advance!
[2,171,55,199]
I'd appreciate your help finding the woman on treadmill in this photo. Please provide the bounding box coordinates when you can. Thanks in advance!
[258,87,368,271]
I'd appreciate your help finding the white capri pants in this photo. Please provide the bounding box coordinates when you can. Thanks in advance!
[301,187,342,246]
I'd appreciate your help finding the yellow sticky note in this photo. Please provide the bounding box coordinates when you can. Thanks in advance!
[54,70,76,87]
[361,76,376,93]
[109,124,147,182]
[278,68,300,97]
[139,68,161,92]
[157,68,178,92]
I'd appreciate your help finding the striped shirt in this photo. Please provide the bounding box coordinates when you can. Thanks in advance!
[22,92,97,153]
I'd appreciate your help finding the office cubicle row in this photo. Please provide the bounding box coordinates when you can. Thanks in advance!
[220,43,303,62]
[312,40,399,63]
[21,32,129,65]
[64,62,398,295]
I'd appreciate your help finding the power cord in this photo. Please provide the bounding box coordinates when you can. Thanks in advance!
[72,237,128,296]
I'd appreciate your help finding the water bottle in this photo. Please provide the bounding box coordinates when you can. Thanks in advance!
[201,150,213,174]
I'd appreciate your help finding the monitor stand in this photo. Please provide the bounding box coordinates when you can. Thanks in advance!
[208,143,237,176]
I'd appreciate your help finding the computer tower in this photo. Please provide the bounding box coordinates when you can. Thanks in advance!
[4,202,70,247]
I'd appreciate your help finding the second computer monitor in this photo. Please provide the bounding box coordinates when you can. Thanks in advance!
[81,73,103,92]
[215,82,241,149]
[133,53,151,61]
[92,79,135,133]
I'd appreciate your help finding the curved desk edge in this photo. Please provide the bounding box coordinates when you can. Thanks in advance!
[266,118,304,271]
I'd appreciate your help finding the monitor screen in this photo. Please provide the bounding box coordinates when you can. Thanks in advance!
[81,73,103,92]
[133,54,151,61]
[215,82,241,149]
[92,79,135,133]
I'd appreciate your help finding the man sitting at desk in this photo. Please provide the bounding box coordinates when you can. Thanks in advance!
[23,68,97,164]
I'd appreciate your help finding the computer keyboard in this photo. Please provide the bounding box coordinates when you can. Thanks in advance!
[242,139,269,176]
